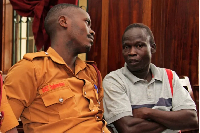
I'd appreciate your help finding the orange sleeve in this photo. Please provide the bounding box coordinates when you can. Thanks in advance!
[4,59,38,121]
[0,88,19,133]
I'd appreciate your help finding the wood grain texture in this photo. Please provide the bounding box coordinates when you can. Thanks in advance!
[151,0,166,67]
[100,0,109,78]
[107,0,152,73]
[87,0,102,71]
[152,0,199,86]
[2,0,13,74]
[0,0,2,70]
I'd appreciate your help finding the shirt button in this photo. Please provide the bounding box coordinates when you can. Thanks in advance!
[92,109,94,111]
[84,92,87,95]
[45,52,48,55]
[59,98,63,103]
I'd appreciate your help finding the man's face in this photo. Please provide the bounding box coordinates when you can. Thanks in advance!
[67,8,95,53]
[122,27,152,72]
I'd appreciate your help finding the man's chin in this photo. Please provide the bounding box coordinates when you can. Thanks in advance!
[85,46,91,53]
[127,64,142,72]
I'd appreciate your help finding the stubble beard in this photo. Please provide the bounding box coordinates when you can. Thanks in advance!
[85,45,91,53]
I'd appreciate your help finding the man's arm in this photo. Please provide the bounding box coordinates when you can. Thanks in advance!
[4,59,37,118]
[3,60,37,132]
[133,107,198,130]
[1,88,19,132]
[113,116,166,133]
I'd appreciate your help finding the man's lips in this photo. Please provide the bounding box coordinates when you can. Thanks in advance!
[88,35,94,42]
[128,59,139,64]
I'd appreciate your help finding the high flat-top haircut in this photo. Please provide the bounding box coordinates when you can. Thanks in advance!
[44,3,80,37]
[122,23,155,45]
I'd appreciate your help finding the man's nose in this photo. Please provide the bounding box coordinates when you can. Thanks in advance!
[129,47,137,55]
[90,29,95,36]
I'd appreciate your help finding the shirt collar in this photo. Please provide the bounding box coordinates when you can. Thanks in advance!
[122,63,162,84]
[75,57,87,75]
[149,63,162,81]
[46,47,66,64]
[46,47,87,74]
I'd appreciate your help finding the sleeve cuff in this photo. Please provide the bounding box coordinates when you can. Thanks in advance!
[0,103,19,133]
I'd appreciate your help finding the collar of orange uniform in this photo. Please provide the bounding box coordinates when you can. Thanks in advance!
[9,0,78,51]
[46,47,87,74]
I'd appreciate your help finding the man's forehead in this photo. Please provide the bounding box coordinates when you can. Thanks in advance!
[123,28,150,43]
[125,28,149,37]
[126,27,147,35]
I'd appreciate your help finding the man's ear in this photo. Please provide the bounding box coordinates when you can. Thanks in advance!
[151,43,156,53]
[58,16,68,28]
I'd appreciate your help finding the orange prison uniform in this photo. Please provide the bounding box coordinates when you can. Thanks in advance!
[0,87,19,132]
[4,47,110,133]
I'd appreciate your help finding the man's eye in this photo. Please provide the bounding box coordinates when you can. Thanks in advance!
[136,44,143,48]
[138,45,143,48]
[85,20,88,24]
[123,46,129,49]
[85,20,90,25]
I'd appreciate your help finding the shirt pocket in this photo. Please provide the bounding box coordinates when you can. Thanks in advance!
[41,88,74,106]
[39,82,80,121]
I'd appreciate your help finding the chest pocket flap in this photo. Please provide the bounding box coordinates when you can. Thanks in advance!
[41,88,75,107]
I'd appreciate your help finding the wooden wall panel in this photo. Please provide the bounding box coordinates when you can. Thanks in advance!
[2,0,13,74]
[152,0,199,86]
[166,0,198,86]
[99,0,109,78]
[87,0,102,71]
[151,0,166,67]
[0,0,2,70]
[107,0,152,73]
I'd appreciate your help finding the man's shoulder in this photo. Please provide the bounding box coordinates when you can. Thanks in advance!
[105,67,124,78]
[150,63,177,82]
[8,51,50,73]
[103,67,125,84]
[85,61,99,74]
[23,51,49,61]
[151,63,174,72]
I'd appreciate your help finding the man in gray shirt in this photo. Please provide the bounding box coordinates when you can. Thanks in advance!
[103,23,198,133]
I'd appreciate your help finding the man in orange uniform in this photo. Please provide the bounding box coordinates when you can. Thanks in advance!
[3,3,110,133]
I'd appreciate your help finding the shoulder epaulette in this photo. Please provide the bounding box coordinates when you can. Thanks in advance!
[23,51,49,61]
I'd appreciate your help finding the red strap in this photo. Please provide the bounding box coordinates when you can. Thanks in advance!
[0,73,4,126]
[91,64,101,89]
[165,69,173,96]
[165,69,182,133]
[0,74,3,106]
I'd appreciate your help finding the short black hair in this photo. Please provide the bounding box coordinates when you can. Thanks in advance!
[44,3,80,36]
[122,23,155,45]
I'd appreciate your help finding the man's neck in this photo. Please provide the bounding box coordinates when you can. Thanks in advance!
[52,46,77,73]
[129,65,152,82]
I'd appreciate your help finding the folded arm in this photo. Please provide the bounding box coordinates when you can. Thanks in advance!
[113,116,166,133]
[133,107,198,130]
